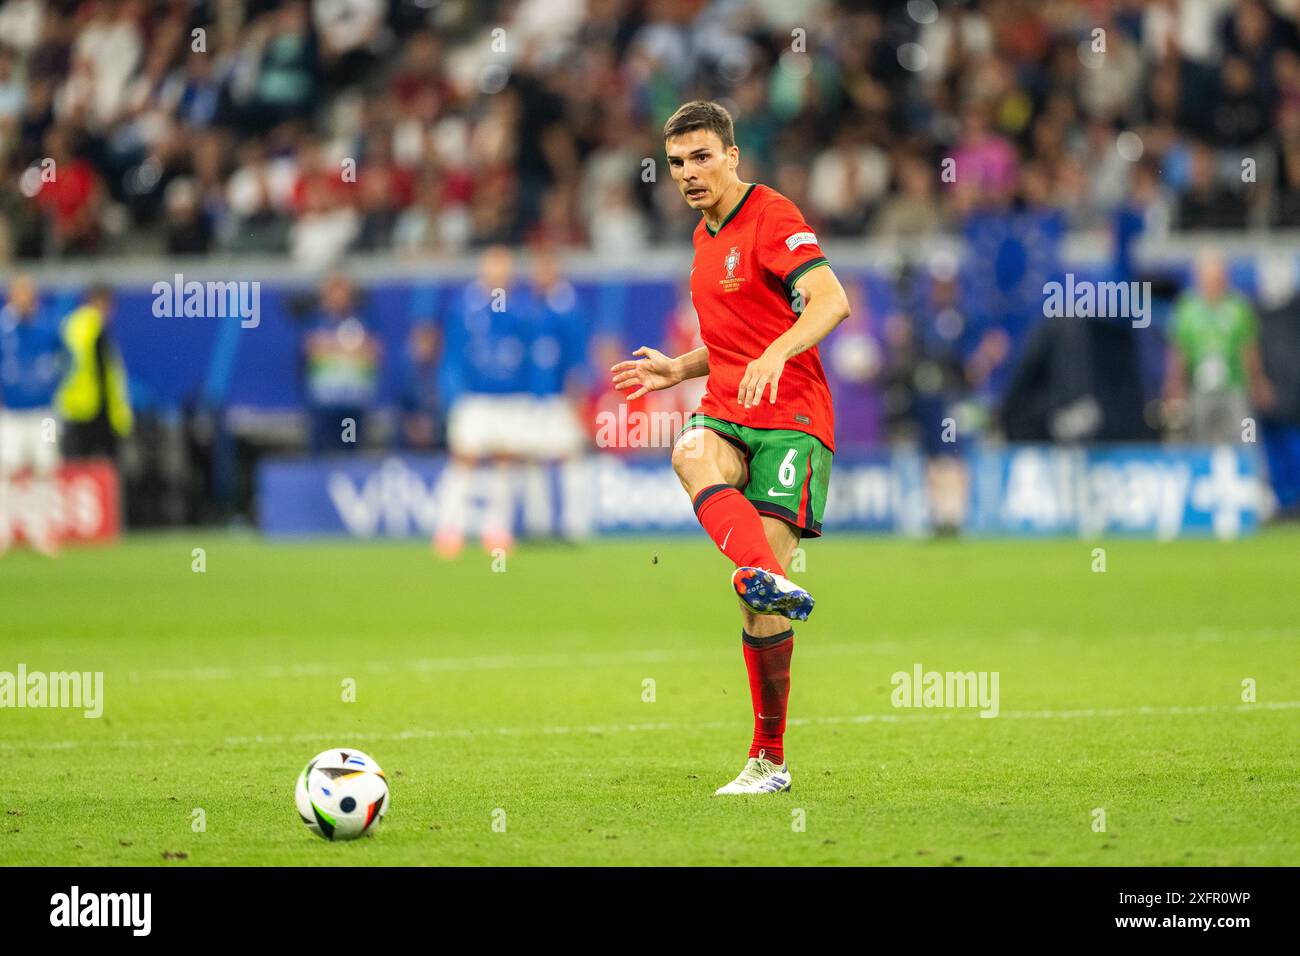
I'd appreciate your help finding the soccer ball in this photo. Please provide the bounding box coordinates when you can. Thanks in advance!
[295,748,390,841]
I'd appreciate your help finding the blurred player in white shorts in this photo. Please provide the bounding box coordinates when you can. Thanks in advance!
[435,248,534,556]
[518,251,589,540]
[0,275,68,556]
[435,248,590,555]
[446,394,584,462]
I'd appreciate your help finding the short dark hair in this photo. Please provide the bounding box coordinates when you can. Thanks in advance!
[84,283,114,303]
[663,100,735,150]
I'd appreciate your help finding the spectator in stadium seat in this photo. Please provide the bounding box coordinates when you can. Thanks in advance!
[873,152,948,244]
[387,30,446,112]
[584,180,644,254]
[949,104,1018,212]
[1212,56,1271,147]
[190,132,233,244]
[773,162,816,231]
[355,168,401,252]
[0,0,44,56]
[5,0,1300,260]
[1120,156,1174,245]
[225,139,294,254]
[1077,14,1142,122]
[808,124,888,236]
[1177,143,1247,230]
[393,174,447,257]
[1223,0,1293,93]
[290,176,359,267]
[170,48,224,132]
[162,178,214,255]
[1272,98,1300,226]
[245,2,317,128]
[32,127,104,255]
[353,136,414,252]
[314,0,388,90]
[0,154,45,260]
[0,47,24,135]
[1164,252,1275,444]
[58,0,143,132]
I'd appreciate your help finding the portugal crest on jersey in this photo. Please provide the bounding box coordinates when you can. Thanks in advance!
[720,246,745,292]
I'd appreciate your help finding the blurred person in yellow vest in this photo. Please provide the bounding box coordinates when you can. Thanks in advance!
[57,285,133,459]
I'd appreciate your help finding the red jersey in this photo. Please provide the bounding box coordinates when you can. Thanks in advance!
[689,183,835,451]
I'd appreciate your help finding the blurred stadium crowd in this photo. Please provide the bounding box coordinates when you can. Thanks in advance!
[2,0,1300,262]
[2,0,1300,540]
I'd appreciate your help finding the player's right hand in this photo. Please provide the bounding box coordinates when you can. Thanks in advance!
[611,347,680,400]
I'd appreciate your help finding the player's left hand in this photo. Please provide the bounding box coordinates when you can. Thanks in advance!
[737,350,786,408]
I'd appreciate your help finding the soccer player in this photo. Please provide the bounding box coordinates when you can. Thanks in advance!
[434,246,532,557]
[0,275,68,556]
[611,101,850,795]
[519,250,589,541]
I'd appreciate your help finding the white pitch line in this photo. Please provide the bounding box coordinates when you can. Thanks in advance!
[2,701,1296,754]
[92,625,1299,683]
[121,643,904,683]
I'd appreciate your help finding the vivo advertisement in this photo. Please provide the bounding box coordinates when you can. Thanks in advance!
[258,445,1263,541]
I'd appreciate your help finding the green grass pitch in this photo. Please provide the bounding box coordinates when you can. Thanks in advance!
[2,529,1298,866]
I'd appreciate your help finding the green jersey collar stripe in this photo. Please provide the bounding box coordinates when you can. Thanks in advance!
[705,183,757,236]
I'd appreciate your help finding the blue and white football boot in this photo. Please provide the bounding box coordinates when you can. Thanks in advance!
[732,566,815,622]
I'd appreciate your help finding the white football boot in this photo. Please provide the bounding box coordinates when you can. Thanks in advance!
[713,749,792,795]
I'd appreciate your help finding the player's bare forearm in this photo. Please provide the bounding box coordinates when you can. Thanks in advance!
[672,346,710,381]
[766,267,851,362]
[611,345,708,399]
[737,266,850,408]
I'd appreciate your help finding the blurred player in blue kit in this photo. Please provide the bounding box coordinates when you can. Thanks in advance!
[0,275,68,555]
[434,246,588,556]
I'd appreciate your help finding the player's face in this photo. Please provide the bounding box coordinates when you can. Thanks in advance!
[480,246,513,290]
[666,129,739,212]
[532,250,560,289]
[1197,255,1227,300]
[7,276,36,314]
[90,293,114,319]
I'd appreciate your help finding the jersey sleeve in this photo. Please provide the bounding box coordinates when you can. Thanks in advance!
[757,198,829,301]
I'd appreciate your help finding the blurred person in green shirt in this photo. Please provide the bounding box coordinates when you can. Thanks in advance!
[1164,252,1274,443]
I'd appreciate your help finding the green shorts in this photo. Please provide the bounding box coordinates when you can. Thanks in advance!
[679,413,833,538]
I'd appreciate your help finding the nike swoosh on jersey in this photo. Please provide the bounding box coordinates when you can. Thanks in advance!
[767,488,794,497]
